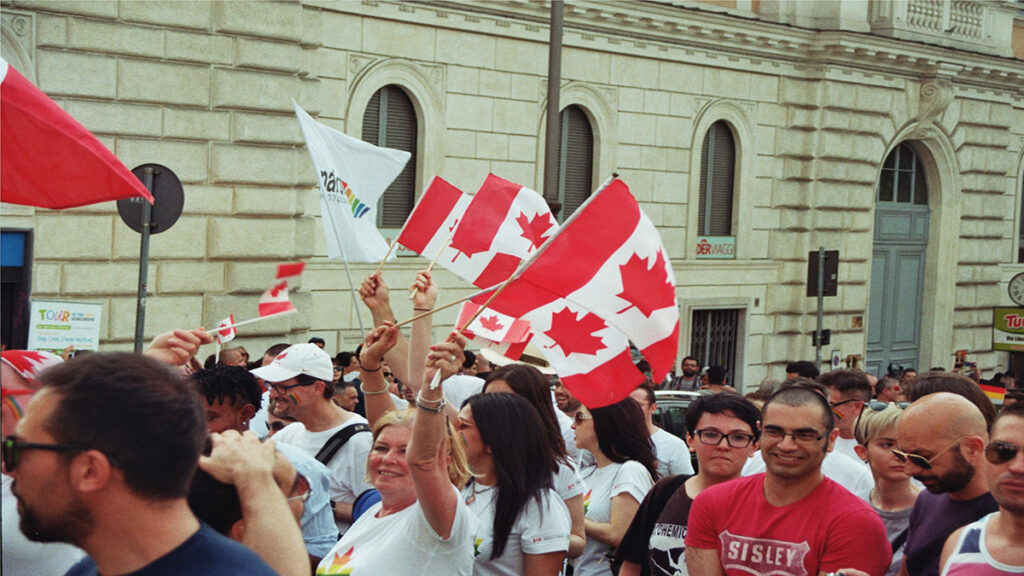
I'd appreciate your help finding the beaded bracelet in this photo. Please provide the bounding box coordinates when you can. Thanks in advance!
[360,383,389,396]
[361,364,382,373]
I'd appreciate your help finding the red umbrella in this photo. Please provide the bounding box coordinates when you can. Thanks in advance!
[0,57,153,209]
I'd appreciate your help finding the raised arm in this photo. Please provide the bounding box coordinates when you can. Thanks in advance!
[406,270,438,396]
[358,324,400,429]
[408,333,467,539]
[145,328,214,367]
[199,431,308,576]
[359,272,410,383]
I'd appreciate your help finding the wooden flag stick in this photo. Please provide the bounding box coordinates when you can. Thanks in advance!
[204,309,297,335]
[408,223,460,299]
[372,239,399,277]
[392,294,473,329]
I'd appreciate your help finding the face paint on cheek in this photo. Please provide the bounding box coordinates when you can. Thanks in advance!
[289,394,301,405]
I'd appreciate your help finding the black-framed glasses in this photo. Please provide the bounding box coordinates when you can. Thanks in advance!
[2,435,87,472]
[760,426,828,444]
[984,441,1024,465]
[287,472,311,503]
[892,437,963,470]
[694,429,756,448]
[269,380,315,394]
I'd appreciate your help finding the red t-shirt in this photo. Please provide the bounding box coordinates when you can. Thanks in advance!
[685,473,891,576]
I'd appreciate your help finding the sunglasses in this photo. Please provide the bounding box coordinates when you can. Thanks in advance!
[855,401,911,431]
[287,472,312,503]
[892,437,962,470]
[985,441,1024,465]
[574,412,593,423]
[2,435,87,472]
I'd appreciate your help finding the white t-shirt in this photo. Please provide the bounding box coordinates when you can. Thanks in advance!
[274,414,373,534]
[443,374,485,410]
[742,449,875,496]
[577,460,655,576]
[462,482,571,576]
[651,428,694,478]
[556,408,582,463]
[274,442,340,558]
[833,436,862,463]
[555,458,587,500]
[315,485,477,575]
[2,474,85,575]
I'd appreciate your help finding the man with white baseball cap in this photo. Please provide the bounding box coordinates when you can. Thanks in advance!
[251,343,372,535]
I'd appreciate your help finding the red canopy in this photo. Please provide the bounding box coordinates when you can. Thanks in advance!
[0,57,153,209]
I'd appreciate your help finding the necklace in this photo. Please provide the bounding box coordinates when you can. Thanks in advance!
[465,481,496,505]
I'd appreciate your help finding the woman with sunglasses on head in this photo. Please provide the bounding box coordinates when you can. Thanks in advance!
[315,323,476,575]
[459,392,572,575]
[481,364,587,558]
[615,393,760,576]
[572,397,658,576]
[853,402,921,576]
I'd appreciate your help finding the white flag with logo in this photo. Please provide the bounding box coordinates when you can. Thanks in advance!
[294,100,410,263]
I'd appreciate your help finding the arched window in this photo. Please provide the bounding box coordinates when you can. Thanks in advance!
[698,121,735,236]
[362,85,418,228]
[553,105,594,222]
[878,143,928,205]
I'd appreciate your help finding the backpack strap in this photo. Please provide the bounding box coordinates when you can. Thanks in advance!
[315,423,370,466]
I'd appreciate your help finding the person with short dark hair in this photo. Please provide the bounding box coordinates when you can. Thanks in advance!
[939,403,1024,574]
[616,393,761,576]
[819,369,873,461]
[629,385,694,478]
[8,353,276,575]
[701,366,733,393]
[666,356,700,391]
[190,366,339,568]
[308,337,326,349]
[786,360,820,380]
[905,371,997,432]
[686,381,890,576]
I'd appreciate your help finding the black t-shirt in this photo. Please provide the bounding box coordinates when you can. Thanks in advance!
[615,474,692,576]
[64,523,277,576]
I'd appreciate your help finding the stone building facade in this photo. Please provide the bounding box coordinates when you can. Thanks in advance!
[2,0,1023,389]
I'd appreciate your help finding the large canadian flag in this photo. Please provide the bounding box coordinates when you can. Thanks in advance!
[1,57,153,209]
[258,262,305,317]
[475,179,679,405]
[397,174,557,290]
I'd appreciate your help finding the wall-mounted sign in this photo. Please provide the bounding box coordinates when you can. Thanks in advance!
[27,299,103,354]
[695,236,735,260]
[993,307,1024,352]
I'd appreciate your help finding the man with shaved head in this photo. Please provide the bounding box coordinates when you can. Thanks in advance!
[896,392,998,576]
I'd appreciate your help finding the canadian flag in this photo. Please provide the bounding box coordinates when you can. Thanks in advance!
[475,179,679,405]
[396,176,472,259]
[456,301,532,358]
[258,262,305,317]
[215,315,237,344]
[1,57,153,209]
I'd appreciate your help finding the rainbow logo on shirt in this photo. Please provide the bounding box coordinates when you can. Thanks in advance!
[583,489,593,515]
[317,546,355,575]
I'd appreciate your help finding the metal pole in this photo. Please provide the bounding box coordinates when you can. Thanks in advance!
[543,0,564,218]
[816,246,825,367]
[133,167,155,353]
[321,198,366,334]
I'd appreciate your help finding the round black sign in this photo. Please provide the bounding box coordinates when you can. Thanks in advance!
[117,164,184,234]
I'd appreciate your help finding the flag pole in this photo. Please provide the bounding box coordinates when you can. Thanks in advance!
[322,198,366,334]
[407,203,463,298]
[372,239,398,276]
[205,309,298,334]
[392,290,481,329]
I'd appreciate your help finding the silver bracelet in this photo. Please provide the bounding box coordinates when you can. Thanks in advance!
[360,383,389,396]
[416,394,446,413]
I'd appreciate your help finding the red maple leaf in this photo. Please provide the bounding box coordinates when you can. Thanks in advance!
[616,250,674,317]
[516,211,555,250]
[544,307,607,356]
[269,280,288,298]
[478,315,505,333]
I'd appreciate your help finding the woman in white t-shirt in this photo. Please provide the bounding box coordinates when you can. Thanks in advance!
[481,363,587,558]
[458,392,572,576]
[573,397,658,576]
[316,326,476,575]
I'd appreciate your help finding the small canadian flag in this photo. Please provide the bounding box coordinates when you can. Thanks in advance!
[455,301,532,359]
[215,315,236,344]
[258,262,305,317]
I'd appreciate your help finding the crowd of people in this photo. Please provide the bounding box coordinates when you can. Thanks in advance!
[2,270,1022,576]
